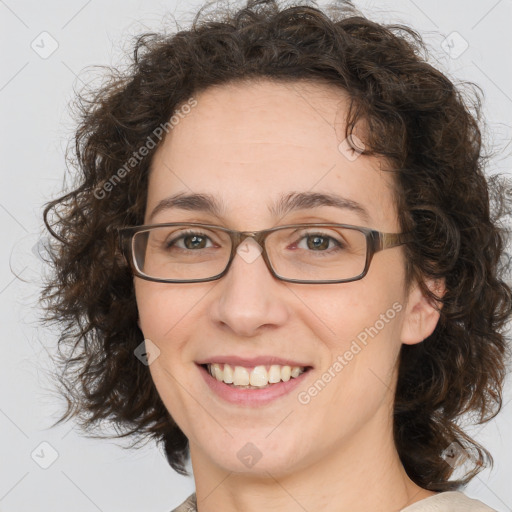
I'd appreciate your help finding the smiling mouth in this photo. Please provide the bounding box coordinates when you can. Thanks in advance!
[200,362,313,389]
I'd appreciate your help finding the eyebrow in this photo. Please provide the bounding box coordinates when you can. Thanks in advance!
[148,191,370,223]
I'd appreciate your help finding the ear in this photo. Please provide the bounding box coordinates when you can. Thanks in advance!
[400,278,445,345]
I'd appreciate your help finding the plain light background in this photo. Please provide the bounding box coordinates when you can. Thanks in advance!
[0,0,511,511]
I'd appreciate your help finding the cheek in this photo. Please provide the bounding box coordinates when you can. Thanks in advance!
[302,287,404,425]
[298,275,406,393]
[135,280,202,342]
[135,285,166,341]
[304,278,404,346]
[134,282,201,422]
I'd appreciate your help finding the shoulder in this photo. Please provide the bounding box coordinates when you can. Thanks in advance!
[401,491,497,511]
[169,492,197,512]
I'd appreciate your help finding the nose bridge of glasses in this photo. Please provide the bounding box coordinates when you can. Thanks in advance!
[230,229,268,252]
[227,229,273,275]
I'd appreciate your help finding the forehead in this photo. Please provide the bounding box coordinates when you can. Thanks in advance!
[147,79,399,230]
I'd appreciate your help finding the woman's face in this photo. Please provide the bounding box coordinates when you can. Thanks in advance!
[135,80,437,477]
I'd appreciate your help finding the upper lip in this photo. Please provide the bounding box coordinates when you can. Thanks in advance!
[195,355,313,368]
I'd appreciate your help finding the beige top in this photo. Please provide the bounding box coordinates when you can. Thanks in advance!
[170,491,497,512]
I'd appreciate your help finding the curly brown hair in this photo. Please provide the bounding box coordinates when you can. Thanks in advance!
[42,0,512,492]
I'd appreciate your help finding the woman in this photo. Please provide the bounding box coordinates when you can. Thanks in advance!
[43,1,511,511]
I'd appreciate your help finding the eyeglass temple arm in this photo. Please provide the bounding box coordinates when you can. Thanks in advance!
[377,232,411,251]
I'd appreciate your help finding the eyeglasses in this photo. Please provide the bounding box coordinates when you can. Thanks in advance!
[117,222,411,284]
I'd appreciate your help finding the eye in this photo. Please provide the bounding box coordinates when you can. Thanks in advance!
[167,231,215,250]
[301,234,338,251]
[294,231,345,253]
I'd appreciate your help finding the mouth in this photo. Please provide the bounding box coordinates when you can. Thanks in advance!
[199,362,313,389]
[196,362,313,406]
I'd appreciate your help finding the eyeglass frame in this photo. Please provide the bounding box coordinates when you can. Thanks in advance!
[116,222,411,284]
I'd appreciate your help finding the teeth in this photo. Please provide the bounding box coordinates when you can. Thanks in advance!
[206,363,307,387]
[249,366,267,387]
[223,363,234,383]
[233,366,250,386]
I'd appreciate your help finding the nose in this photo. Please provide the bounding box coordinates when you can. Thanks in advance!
[209,237,290,337]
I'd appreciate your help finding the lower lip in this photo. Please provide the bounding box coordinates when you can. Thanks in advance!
[196,364,312,406]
